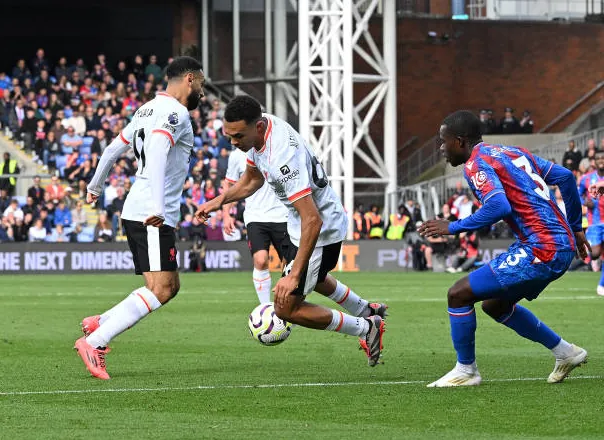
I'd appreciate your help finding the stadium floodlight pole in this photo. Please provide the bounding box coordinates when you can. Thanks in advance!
[265,0,273,113]
[383,0,398,217]
[233,0,242,96]
[201,0,210,79]
[274,0,288,120]
[298,0,396,239]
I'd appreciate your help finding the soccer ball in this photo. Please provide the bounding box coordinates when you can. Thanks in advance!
[248,303,292,346]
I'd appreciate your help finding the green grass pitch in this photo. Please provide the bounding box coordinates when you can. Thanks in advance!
[0,271,602,439]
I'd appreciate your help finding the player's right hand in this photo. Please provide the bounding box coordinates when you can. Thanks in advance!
[222,214,236,235]
[574,231,591,260]
[195,200,219,222]
[86,192,98,204]
[588,182,604,198]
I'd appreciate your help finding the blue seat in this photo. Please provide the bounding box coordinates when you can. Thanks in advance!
[55,155,68,177]
[194,136,202,148]
[14,195,26,206]
[77,226,95,243]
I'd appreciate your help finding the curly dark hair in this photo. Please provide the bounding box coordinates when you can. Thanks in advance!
[224,95,262,124]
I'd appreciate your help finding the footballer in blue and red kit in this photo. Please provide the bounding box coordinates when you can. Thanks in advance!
[419,110,589,388]
[578,151,604,295]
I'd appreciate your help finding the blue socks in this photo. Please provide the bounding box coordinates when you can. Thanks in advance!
[599,259,604,287]
[497,304,561,349]
[448,306,477,365]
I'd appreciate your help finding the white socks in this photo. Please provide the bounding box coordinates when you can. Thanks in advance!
[252,268,272,304]
[325,309,369,336]
[327,281,369,317]
[455,361,478,375]
[551,339,574,360]
[87,287,162,348]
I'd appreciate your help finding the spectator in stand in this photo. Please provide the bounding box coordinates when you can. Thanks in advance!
[438,203,458,222]
[12,59,31,84]
[478,109,496,135]
[35,70,52,94]
[55,57,70,80]
[84,106,102,135]
[47,223,69,243]
[499,107,522,134]
[446,231,480,273]
[53,200,72,227]
[584,139,597,159]
[103,177,120,208]
[3,198,24,221]
[8,98,26,135]
[114,61,129,84]
[132,55,145,81]
[353,204,367,240]
[204,178,217,201]
[205,212,224,241]
[108,187,126,232]
[32,119,47,164]
[562,140,582,172]
[31,48,49,78]
[519,110,534,133]
[0,189,10,213]
[22,196,38,218]
[144,54,162,81]
[28,218,46,242]
[28,175,45,205]
[19,107,37,150]
[94,211,113,242]
[364,204,384,239]
[0,152,20,196]
[60,126,83,154]
[46,175,65,203]
[38,207,53,233]
[71,200,88,227]
[404,199,423,230]
[384,204,411,240]
[41,131,62,171]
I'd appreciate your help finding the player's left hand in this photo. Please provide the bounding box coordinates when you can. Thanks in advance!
[143,215,164,228]
[273,274,299,308]
[418,219,451,237]
[574,231,591,260]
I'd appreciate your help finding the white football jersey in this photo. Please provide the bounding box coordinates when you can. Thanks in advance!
[247,114,347,247]
[119,92,193,227]
[225,148,288,225]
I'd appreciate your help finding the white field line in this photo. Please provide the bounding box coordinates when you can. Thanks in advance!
[1,375,601,397]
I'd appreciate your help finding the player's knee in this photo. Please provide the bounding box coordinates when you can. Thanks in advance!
[447,279,473,307]
[481,300,512,320]
[591,246,601,259]
[273,303,293,322]
[147,276,180,304]
[253,253,269,270]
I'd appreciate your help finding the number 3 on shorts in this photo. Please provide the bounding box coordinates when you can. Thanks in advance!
[498,248,528,269]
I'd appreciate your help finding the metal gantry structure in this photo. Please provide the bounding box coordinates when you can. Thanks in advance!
[200,0,398,238]
[298,0,397,237]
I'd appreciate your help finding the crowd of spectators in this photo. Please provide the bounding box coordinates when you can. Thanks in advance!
[478,107,534,135]
[0,48,244,244]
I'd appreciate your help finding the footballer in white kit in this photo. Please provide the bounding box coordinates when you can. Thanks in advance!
[224,147,289,303]
[196,95,387,367]
[74,57,205,380]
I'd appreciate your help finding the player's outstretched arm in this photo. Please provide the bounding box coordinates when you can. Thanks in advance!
[542,163,583,233]
[86,135,131,202]
[419,192,511,237]
[273,195,322,304]
[542,163,591,259]
[195,165,264,222]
